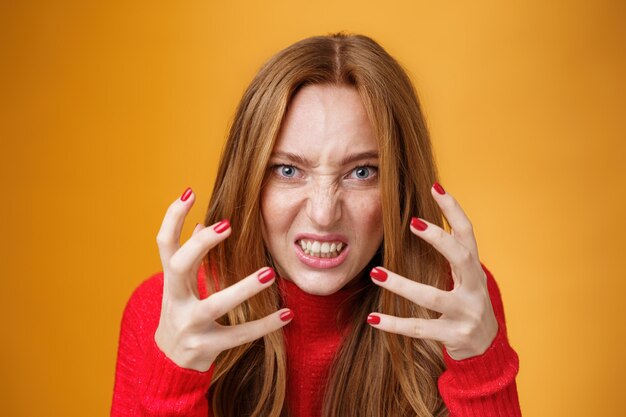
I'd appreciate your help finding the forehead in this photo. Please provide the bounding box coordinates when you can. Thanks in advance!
[273,84,377,160]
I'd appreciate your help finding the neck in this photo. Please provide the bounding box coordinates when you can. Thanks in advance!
[278,277,363,338]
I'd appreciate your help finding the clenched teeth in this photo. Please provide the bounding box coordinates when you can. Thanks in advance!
[298,239,345,258]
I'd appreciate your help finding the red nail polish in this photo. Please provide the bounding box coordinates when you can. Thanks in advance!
[280,310,294,322]
[180,187,192,202]
[433,182,445,195]
[370,267,388,282]
[367,314,380,325]
[213,219,230,234]
[258,268,275,284]
[411,217,428,231]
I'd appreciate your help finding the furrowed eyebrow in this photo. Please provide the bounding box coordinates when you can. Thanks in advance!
[270,150,379,167]
[339,151,379,166]
[270,151,313,167]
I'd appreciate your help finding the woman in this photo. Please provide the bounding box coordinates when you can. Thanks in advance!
[112,33,521,417]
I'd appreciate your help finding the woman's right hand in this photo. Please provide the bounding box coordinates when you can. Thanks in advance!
[153,187,293,372]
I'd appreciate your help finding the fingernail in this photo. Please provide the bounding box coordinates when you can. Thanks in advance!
[411,217,428,231]
[213,219,230,234]
[370,267,388,282]
[433,182,446,195]
[280,310,294,322]
[258,268,275,284]
[367,314,380,325]
[180,187,193,201]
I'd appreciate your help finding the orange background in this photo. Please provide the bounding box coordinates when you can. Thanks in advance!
[1,1,625,416]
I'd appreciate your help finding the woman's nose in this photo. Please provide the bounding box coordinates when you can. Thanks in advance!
[305,184,342,228]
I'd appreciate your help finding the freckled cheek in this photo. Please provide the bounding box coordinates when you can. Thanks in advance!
[260,187,305,236]
[345,190,384,242]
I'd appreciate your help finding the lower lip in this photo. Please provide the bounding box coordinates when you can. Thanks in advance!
[294,242,349,269]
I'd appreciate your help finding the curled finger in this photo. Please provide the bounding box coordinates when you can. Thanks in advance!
[191,222,204,237]
[429,183,479,259]
[165,219,231,300]
[366,312,449,344]
[156,187,196,268]
[369,267,453,315]
[198,267,276,320]
[220,308,294,350]
[409,217,481,289]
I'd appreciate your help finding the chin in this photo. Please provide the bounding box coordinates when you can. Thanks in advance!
[296,281,342,296]
[285,269,352,296]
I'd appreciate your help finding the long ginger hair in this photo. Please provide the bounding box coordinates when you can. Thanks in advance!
[202,32,450,417]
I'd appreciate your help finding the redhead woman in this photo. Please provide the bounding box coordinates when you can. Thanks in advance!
[111,33,521,417]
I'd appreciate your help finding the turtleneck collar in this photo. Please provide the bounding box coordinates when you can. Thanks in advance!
[277,277,363,338]
[277,277,363,416]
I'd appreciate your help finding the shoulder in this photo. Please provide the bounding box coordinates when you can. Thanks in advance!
[126,271,164,311]
[120,272,164,334]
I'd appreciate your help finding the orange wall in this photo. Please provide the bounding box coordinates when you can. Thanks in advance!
[1,1,624,415]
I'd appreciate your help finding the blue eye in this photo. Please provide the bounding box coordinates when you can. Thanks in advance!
[277,165,297,178]
[351,166,377,180]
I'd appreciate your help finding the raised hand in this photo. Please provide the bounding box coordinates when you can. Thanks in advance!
[367,183,498,360]
[154,187,293,372]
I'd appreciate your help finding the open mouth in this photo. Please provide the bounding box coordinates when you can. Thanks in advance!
[296,239,347,259]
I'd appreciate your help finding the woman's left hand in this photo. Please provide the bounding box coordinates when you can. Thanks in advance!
[367,182,499,360]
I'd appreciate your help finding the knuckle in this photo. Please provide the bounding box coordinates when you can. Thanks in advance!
[167,254,188,275]
[473,301,488,321]
[436,227,447,241]
[388,319,400,334]
[185,237,204,255]
[183,334,204,351]
[440,195,456,210]
[192,228,210,243]
[465,311,481,330]
[163,205,181,223]
[155,232,170,247]
[194,229,217,249]
[457,323,474,342]
[458,249,473,266]
[234,328,251,346]
[239,286,257,304]
[425,291,442,310]
[258,320,274,338]
[167,199,185,215]
[165,202,187,222]
[412,320,423,338]
[456,220,474,236]
[202,297,222,319]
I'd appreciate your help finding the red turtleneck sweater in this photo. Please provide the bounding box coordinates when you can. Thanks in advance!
[111,265,521,416]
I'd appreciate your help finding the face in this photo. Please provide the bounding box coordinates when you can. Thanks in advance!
[260,84,384,296]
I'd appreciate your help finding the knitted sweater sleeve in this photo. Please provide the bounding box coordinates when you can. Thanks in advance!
[110,272,215,416]
[438,264,522,416]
